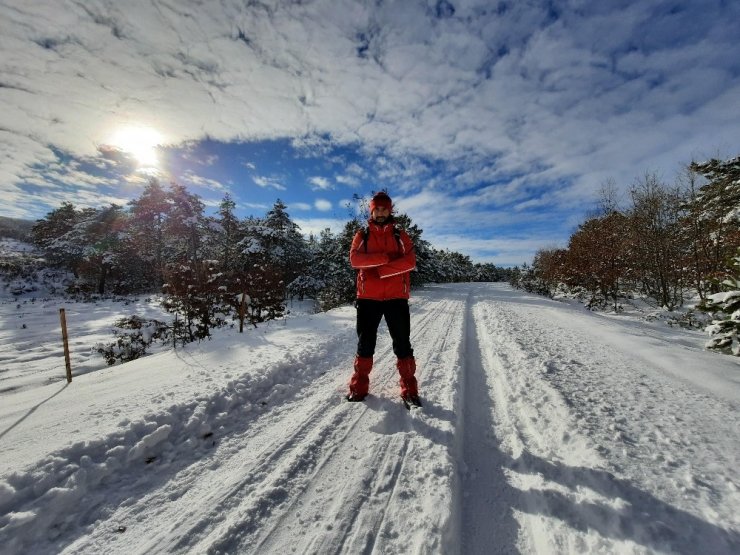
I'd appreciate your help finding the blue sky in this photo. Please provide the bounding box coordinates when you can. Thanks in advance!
[1,0,739,266]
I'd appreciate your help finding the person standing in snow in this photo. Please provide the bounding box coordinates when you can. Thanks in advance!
[346,191,421,407]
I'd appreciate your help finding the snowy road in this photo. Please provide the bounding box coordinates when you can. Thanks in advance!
[1,283,738,554]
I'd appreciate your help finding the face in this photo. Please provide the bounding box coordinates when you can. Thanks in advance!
[371,205,390,223]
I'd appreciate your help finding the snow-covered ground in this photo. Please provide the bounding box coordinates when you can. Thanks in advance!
[0,283,738,554]
[0,294,173,395]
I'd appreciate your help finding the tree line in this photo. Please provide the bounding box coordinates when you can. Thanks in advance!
[32,180,510,343]
[511,154,740,355]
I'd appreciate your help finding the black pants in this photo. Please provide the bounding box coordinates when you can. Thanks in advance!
[356,299,413,359]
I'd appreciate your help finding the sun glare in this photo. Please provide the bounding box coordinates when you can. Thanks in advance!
[109,125,163,168]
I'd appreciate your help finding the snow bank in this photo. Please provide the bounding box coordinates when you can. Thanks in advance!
[0,340,349,552]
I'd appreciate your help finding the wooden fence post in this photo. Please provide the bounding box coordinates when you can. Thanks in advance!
[59,308,72,383]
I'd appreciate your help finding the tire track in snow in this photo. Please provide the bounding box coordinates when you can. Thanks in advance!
[455,284,652,553]
[456,288,521,554]
[188,400,369,553]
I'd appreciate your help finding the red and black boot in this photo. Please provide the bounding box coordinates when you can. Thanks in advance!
[346,355,373,402]
[397,356,421,408]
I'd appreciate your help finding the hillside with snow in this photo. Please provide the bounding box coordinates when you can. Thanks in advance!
[1,283,739,554]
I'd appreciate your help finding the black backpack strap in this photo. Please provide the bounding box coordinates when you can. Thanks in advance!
[362,225,403,253]
[394,227,404,253]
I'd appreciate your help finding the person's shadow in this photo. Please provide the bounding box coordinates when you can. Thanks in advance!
[500,449,739,554]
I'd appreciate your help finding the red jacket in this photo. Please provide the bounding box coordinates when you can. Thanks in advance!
[350,220,416,300]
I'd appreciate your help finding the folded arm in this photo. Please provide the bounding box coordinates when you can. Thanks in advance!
[378,232,416,278]
[350,231,389,268]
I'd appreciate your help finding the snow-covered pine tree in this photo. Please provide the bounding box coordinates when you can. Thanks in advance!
[32,203,132,294]
[701,250,740,356]
[127,179,170,286]
[512,262,532,290]
[73,204,127,294]
[688,156,740,294]
[287,232,324,302]
[165,182,206,264]
[238,215,285,322]
[316,221,359,311]
[434,249,476,283]
[157,184,239,341]
[212,193,242,273]
[32,202,87,278]
[263,199,309,290]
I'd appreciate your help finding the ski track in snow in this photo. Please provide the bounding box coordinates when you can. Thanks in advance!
[1,283,738,554]
[468,288,739,554]
[56,293,465,555]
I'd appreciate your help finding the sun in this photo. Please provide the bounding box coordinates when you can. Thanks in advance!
[109,125,163,168]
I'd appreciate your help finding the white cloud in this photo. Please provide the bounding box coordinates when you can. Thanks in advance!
[201,198,222,209]
[0,0,738,265]
[308,176,332,191]
[242,201,270,211]
[293,217,346,237]
[5,0,735,201]
[289,202,312,211]
[337,198,355,211]
[181,170,228,192]
[314,199,332,211]
[336,174,360,187]
[335,163,366,187]
[253,175,286,191]
[430,233,561,267]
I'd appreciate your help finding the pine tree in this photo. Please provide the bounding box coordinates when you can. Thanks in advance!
[32,202,87,277]
[688,156,740,293]
[127,179,170,285]
[238,215,285,322]
[316,221,360,311]
[162,259,234,343]
[75,205,127,294]
[288,232,324,301]
[215,193,242,272]
[165,182,205,264]
[264,199,309,288]
[701,250,740,355]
